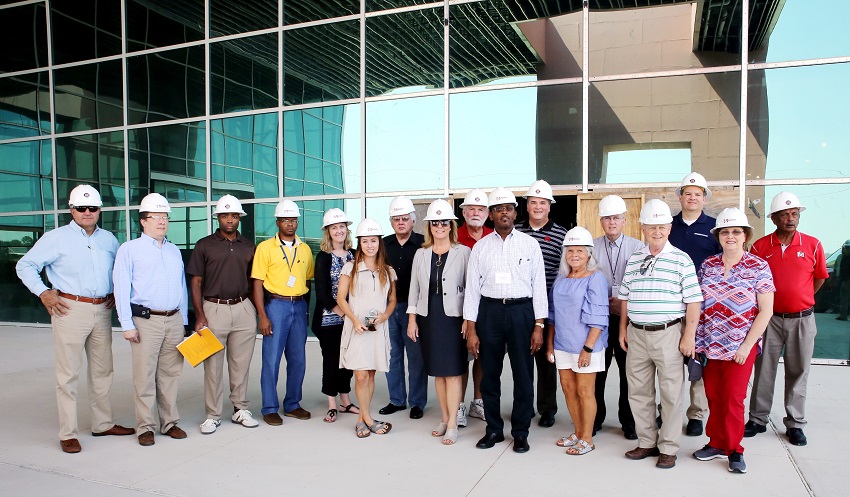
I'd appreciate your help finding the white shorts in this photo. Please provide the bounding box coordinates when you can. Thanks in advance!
[554,349,606,373]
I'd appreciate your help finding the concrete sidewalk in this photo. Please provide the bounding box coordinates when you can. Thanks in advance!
[0,326,846,497]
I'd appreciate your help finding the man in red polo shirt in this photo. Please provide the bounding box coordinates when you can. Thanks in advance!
[745,192,828,446]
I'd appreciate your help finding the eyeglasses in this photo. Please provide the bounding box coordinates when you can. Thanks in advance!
[74,206,100,213]
[278,218,298,225]
[429,220,451,227]
[718,229,745,237]
[391,216,411,223]
[491,205,515,213]
[145,215,169,222]
[639,255,655,275]
[601,215,624,222]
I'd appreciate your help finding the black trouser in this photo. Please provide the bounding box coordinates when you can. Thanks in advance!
[313,324,354,397]
[478,298,535,438]
[534,343,558,416]
[594,313,634,430]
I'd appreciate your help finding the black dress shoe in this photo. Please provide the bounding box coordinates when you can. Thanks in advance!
[623,426,638,440]
[686,419,704,436]
[513,436,530,453]
[409,406,424,419]
[743,420,766,438]
[538,411,555,428]
[378,403,407,415]
[787,428,807,446]
[476,432,505,449]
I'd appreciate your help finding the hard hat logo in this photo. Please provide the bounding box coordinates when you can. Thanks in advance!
[786,200,791,205]
[689,179,695,183]
[474,197,480,202]
[436,210,442,215]
[84,192,90,197]
[225,204,230,209]
[535,189,541,194]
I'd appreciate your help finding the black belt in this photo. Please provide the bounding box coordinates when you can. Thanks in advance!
[204,294,250,305]
[481,296,532,305]
[149,309,179,316]
[270,294,304,301]
[631,318,682,331]
[775,307,814,319]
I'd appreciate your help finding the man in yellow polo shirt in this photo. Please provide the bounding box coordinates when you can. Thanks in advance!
[252,200,314,425]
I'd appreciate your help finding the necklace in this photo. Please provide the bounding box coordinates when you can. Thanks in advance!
[435,252,444,294]
[436,252,443,267]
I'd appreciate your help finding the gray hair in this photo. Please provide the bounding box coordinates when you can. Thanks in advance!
[558,245,599,278]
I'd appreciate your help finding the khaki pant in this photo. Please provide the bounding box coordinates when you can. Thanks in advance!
[687,377,708,420]
[626,322,685,456]
[131,314,184,434]
[202,299,257,420]
[52,298,115,440]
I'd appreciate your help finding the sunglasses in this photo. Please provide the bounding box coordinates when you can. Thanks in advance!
[74,206,100,213]
[391,216,412,223]
[639,255,655,275]
[429,220,451,227]
[145,215,169,221]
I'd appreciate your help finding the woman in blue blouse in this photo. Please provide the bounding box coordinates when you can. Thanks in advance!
[546,227,609,455]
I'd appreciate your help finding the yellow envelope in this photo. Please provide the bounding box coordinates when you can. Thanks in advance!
[177,327,224,367]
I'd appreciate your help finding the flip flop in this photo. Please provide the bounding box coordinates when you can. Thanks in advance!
[556,433,579,447]
[566,439,595,455]
[432,422,448,437]
[368,420,392,435]
[355,421,371,438]
[324,409,337,423]
[340,403,360,414]
[443,428,458,445]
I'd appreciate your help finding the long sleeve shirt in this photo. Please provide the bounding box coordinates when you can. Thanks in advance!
[16,221,119,298]
[113,233,188,330]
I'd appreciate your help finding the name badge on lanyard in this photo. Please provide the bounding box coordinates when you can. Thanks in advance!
[280,244,299,288]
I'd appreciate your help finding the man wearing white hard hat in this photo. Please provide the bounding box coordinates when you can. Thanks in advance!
[516,180,568,428]
[379,196,428,419]
[114,192,189,446]
[592,195,643,440]
[745,192,828,446]
[464,187,547,453]
[16,185,134,453]
[251,199,315,425]
[187,195,259,434]
[618,199,702,469]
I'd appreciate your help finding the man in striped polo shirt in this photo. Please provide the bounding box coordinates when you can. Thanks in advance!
[618,199,703,469]
[516,180,568,428]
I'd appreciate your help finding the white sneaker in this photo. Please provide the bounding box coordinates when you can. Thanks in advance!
[232,409,260,428]
[469,399,485,421]
[457,403,468,428]
[200,418,221,434]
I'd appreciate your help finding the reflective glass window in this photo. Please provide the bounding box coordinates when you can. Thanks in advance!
[752,0,850,64]
[211,113,279,200]
[53,60,124,133]
[55,132,125,208]
[0,72,51,140]
[128,121,207,205]
[50,0,122,65]
[366,95,443,193]
[126,0,204,52]
[127,47,206,125]
[0,140,53,213]
[211,34,278,114]
[210,0,277,38]
[0,215,55,324]
[0,4,48,73]
[747,64,850,181]
[537,82,584,185]
[283,21,360,105]
[283,0,357,25]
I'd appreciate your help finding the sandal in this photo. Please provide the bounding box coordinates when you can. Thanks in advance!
[443,428,458,445]
[340,403,360,414]
[556,433,579,447]
[355,421,371,438]
[566,439,595,455]
[324,409,338,423]
[368,420,392,435]
[432,422,448,437]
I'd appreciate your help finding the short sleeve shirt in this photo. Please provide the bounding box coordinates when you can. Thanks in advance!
[187,230,255,299]
[750,231,828,313]
[251,235,314,296]
[457,224,493,249]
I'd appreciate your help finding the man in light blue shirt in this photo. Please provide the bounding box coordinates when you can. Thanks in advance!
[16,185,135,454]
[113,193,189,447]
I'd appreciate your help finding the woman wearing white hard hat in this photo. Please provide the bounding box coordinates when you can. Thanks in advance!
[312,209,360,423]
[406,199,471,445]
[546,226,609,455]
[693,207,775,474]
[337,218,397,438]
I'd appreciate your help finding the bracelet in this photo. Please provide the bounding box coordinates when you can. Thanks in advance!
[582,345,593,353]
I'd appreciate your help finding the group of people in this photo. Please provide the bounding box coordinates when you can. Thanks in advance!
[16,175,827,476]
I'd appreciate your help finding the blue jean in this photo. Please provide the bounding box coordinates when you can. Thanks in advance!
[385,303,427,408]
[261,299,308,415]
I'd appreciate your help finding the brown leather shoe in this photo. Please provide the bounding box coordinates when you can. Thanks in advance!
[284,407,312,420]
[164,425,187,439]
[656,453,677,469]
[625,446,661,460]
[93,424,136,437]
[263,413,283,426]
[138,431,155,446]
[60,438,81,453]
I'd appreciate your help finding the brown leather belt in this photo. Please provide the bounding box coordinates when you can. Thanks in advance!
[270,294,303,301]
[775,307,814,319]
[631,318,682,331]
[149,309,179,316]
[204,294,250,305]
[57,291,111,305]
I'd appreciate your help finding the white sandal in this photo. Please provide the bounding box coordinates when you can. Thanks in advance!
[432,422,448,437]
[566,439,595,455]
[556,433,579,447]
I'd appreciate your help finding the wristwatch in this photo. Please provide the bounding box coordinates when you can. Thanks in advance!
[582,345,593,353]
[534,322,545,328]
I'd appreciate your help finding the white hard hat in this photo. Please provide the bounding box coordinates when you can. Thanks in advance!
[598,195,627,217]
[322,208,352,228]
[355,218,384,237]
[524,179,556,203]
[140,192,171,213]
[214,194,247,216]
[274,199,301,218]
[424,199,458,221]
[488,187,518,207]
[562,226,594,247]
[678,172,712,199]
[460,189,488,208]
[769,192,806,216]
[711,207,752,233]
[639,199,673,225]
[389,196,415,217]
[68,184,103,208]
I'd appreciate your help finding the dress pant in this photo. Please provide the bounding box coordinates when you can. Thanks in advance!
[385,303,428,408]
[687,377,708,420]
[626,322,684,456]
[52,297,115,440]
[314,323,354,397]
[594,313,634,431]
[477,298,535,438]
[261,299,308,415]
[131,313,184,434]
[749,314,817,429]
[703,347,757,455]
[534,345,558,416]
[202,299,257,420]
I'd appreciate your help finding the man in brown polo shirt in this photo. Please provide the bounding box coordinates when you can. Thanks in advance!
[188,195,260,434]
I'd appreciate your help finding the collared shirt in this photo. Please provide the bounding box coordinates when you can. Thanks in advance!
[463,228,548,321]
[750,231,828,313]
[383,231,424,303]
[669,212,722,274]
[515,219,569,292]
[457,224,493,249]
[113,234,188,330]
[186,230,255,299]
[16,220,119,298]
[251,234,314,296]
[593,233,644,297]
[618,241,703,325]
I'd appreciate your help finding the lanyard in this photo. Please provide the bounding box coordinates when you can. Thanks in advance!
[279,242,299,272]
[607,236,622,285]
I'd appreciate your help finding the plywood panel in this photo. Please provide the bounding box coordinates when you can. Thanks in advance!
[577,192,645,241]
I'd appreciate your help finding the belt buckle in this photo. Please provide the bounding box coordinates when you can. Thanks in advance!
[501,298,507,305]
